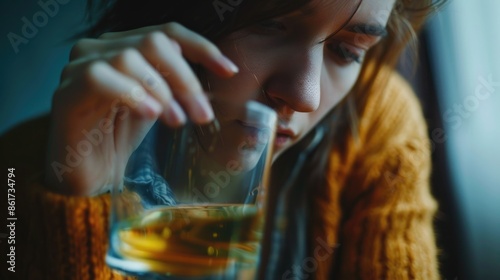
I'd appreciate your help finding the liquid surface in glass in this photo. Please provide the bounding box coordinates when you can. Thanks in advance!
[115,204,262,276]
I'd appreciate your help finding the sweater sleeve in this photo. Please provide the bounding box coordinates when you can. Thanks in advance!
[333,73,440,279]
[0,116,133,280]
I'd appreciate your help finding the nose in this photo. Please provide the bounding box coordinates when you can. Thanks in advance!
[263,45,322,113]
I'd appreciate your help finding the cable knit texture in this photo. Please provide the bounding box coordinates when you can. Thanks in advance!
[0,70,439,280]
[309,70,439,280]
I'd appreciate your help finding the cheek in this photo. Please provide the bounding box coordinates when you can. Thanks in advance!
[308,64,361,125]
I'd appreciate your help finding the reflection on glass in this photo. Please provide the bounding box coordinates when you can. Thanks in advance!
[106,101,277,280]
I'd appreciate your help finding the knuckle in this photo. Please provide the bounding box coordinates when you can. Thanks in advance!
[141,31,167,50]
[163,22,183,34]
[70,42,84,60]
[126,84,148,106]
[70,39,94,60]
[113,48,140,69]
[81,61,107,87]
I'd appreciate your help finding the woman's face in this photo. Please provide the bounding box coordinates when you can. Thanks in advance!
[206,0,395,158]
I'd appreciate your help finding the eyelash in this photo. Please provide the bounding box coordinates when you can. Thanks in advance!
[255,19,365,65]
[328,43,364,64]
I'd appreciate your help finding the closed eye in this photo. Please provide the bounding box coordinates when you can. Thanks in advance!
[327,41,365,65]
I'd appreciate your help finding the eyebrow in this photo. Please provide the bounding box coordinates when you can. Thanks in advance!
[344,23,388,37]
[319,22,388,44]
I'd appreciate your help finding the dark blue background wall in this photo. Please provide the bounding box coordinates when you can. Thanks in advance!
[0,0,87,134]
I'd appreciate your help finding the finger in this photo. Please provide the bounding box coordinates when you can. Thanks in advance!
[99,23,239,77]
[66,35,214,124]
[69,38,103,61]
[139,32,214,124]
[161,23,239,77]
[78,61,163,120]
[69,36,181,64]
[107,48,187,127]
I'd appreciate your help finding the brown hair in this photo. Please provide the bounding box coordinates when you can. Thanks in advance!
[85,0,310,39]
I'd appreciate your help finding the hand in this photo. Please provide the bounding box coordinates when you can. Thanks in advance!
[45,22,238,196]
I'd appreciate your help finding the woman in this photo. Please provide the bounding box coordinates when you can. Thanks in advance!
[2,0,443,279]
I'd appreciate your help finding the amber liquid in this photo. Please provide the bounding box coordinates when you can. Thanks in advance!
[115,204,263,277]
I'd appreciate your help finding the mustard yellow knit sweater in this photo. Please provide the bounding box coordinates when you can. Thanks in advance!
[0,70,439,280]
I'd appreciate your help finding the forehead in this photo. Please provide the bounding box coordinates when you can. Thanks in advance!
[352,0,396,24]
[306,0,396,25]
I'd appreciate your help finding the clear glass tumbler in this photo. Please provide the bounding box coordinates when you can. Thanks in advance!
[106,101,277,280]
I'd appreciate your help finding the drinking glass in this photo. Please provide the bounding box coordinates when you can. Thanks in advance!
[106,101,277,279]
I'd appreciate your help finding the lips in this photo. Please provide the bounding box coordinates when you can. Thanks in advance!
[276,126,296,139]
[273,125,297,149]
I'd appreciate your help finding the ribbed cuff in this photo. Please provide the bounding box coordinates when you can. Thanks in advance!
[21,183,133,280]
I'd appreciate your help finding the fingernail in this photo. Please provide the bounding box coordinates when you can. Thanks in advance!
[194,96,214,123]
[164,101,187,126]
[218,54,239,74]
